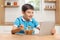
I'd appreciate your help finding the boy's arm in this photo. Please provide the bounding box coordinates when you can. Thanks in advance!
[36,27,40,30]
[11,26,21,34]
[11,25,24,34]
[32,18,40,30]
[11,18,22,34]
[36,25,40,30]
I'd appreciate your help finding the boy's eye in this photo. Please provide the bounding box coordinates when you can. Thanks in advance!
[27,11,31,13]
[32,12,34,14]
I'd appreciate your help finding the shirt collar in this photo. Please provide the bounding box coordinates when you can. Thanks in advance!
[22,16,32,21]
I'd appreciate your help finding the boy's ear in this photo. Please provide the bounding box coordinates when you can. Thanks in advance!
[22,11,25,14]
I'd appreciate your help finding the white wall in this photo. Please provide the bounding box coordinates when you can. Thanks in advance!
[5,0,55,22]
[5,0,24,22]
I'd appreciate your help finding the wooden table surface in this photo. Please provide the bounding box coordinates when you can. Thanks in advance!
[0,33,60,40]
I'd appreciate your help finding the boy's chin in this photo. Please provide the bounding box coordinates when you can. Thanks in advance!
[29,17,32,19]
[28,18,32,20]
[27,17,32,20]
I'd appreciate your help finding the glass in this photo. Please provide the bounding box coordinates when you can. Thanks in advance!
[24,26,34,35]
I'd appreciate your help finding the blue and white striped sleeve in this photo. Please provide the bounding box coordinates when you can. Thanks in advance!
[14,18,20,27]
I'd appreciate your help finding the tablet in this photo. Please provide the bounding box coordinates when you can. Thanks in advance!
[39,22,55,36]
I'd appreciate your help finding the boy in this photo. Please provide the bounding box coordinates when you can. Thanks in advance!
[11,4,40,34]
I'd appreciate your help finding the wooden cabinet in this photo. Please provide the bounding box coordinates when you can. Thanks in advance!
[4,5,19,8]
[0,0,5,25]
[44,0,56,3]
[0,0,19,25]
[55,0,60,25]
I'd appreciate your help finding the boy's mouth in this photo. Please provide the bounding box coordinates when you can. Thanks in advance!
[29,16,32,18]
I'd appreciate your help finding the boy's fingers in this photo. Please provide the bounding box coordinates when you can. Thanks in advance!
[20,24,24,27]
[36,27,40,30]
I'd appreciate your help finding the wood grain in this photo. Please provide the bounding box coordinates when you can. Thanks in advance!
[0,0,5,25]
[55,0,60,25]
[0,33,60,40]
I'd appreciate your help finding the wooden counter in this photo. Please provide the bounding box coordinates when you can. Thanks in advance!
[0,33,60,40]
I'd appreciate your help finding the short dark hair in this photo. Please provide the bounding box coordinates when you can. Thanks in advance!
[22,4,34,12]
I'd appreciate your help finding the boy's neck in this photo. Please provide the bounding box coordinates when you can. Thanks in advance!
[23,16,30,21]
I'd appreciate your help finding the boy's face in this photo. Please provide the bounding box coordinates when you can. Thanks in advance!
[23,9,34,20]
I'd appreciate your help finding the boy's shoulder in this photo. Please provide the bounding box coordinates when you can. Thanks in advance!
[16,16,22,19]
[16,16,37,22]
[17,16,35,20]
[16,16,23,22]
[32,18,36,21]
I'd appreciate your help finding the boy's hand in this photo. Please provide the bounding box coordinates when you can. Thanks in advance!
[19,24,24,30]
[36,27,40,30]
